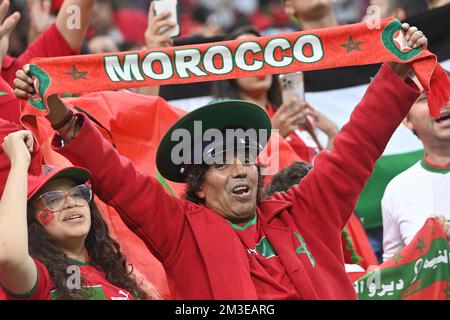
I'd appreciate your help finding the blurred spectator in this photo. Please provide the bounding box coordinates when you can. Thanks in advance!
[1,0,95,123]
[251,0,293,35]
[381,74,450,261]
[114,7,148,45]
[90,0,123,45]
[88,36,119,54]
[26,0,53,44]
[265,161,313,196]
[282,0,338,30]
[429,0,450,8]
[365,0,429,21]
[180,4,222,37]
[333,0,363,24]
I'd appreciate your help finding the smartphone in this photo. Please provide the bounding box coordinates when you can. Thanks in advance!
[153,0,180,37]
[278,71,306,124]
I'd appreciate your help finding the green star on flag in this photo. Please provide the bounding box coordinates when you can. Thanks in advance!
[392,252,404,264]
[340,36,363,54]
[65,65,88,80]
[0,91,8,96]
[415,237,426,254]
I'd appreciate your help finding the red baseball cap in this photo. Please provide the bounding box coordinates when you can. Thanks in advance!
[28,165,91,201]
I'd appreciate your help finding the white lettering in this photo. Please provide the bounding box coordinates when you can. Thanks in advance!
[293,35,323,63]
[264,38,293,67]
[104,54,144,82]
[203,45,233,75]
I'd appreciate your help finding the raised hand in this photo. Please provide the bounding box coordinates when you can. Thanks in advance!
[27,0,53,44]
[144,1,175,50]
[388,23,428,79]
[15,64,72,133]
[0,0,20,68]
[271,98,309,138]
[2,130,34,167]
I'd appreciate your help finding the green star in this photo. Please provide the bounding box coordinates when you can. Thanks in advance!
[392,252,404,264]
[0,91,7,96]
[415,237,426,254]
[340,36,363,54]
[65,65,88,80]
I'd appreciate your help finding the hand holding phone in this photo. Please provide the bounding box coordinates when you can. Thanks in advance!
[278,71,306,124]
[153,0,180,37]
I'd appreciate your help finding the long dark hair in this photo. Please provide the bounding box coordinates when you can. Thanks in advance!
[27,197,150,300]
[212,25,282,109]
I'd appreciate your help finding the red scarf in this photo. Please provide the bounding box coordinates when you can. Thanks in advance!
[22,18,449,120]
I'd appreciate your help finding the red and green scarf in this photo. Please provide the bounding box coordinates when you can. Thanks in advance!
[356,218,450,300]
[23,18,449,120]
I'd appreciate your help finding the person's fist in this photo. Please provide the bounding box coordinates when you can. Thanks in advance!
[402,23,428,49]
[2,130,34,167]
[14,64,36,99]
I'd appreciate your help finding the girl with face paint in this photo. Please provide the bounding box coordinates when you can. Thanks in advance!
[0,130,152,300]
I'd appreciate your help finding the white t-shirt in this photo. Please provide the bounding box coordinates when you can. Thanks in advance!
[381,159,450,261]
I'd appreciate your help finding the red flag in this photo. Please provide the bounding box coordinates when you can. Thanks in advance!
[355,218,450,300]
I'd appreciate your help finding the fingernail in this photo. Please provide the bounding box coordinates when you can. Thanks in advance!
[413,43,418,48]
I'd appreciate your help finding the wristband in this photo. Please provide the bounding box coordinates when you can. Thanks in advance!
[51,110,74,130]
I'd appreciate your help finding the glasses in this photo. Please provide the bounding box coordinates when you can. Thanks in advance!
[37,184,92,212]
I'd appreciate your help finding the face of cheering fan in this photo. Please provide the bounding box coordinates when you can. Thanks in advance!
[196,155,259,224]
[233,33,273,101]
[31,178,92,246]
[403,77,450,146]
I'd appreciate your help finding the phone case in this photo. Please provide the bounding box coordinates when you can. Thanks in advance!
[279,71,306,124]
[279,71,305,104]
[154,0,180,37]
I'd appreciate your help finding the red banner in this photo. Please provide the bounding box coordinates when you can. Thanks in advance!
[355,218,450,300]
[24,18,449,118]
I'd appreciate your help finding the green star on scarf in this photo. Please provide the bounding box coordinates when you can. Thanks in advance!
[415,237,426,254]
[65,65,88,80]
[392,252,404,264]
[340,36,363,53]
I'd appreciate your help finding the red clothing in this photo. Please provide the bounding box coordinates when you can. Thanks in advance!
[0,118,24,196]
[266,105,320,163]
[115,9,147,45]
[3,259,135,300]
[230,215,300,299]
[53,64,419,299]
[0,23,78,123]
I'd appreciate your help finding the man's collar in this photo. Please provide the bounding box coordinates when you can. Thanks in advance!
[258,198,292,223]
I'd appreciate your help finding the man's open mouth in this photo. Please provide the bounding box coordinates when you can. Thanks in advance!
[232,185,251,196]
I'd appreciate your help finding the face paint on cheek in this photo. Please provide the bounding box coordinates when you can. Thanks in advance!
[38,208,55,226]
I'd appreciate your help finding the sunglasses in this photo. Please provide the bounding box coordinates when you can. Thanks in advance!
[37,184,92,212]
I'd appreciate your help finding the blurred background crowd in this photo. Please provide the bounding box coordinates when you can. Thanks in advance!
[7,0,449,57]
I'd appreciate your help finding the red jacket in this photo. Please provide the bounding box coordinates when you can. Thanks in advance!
[53,64,419,299]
